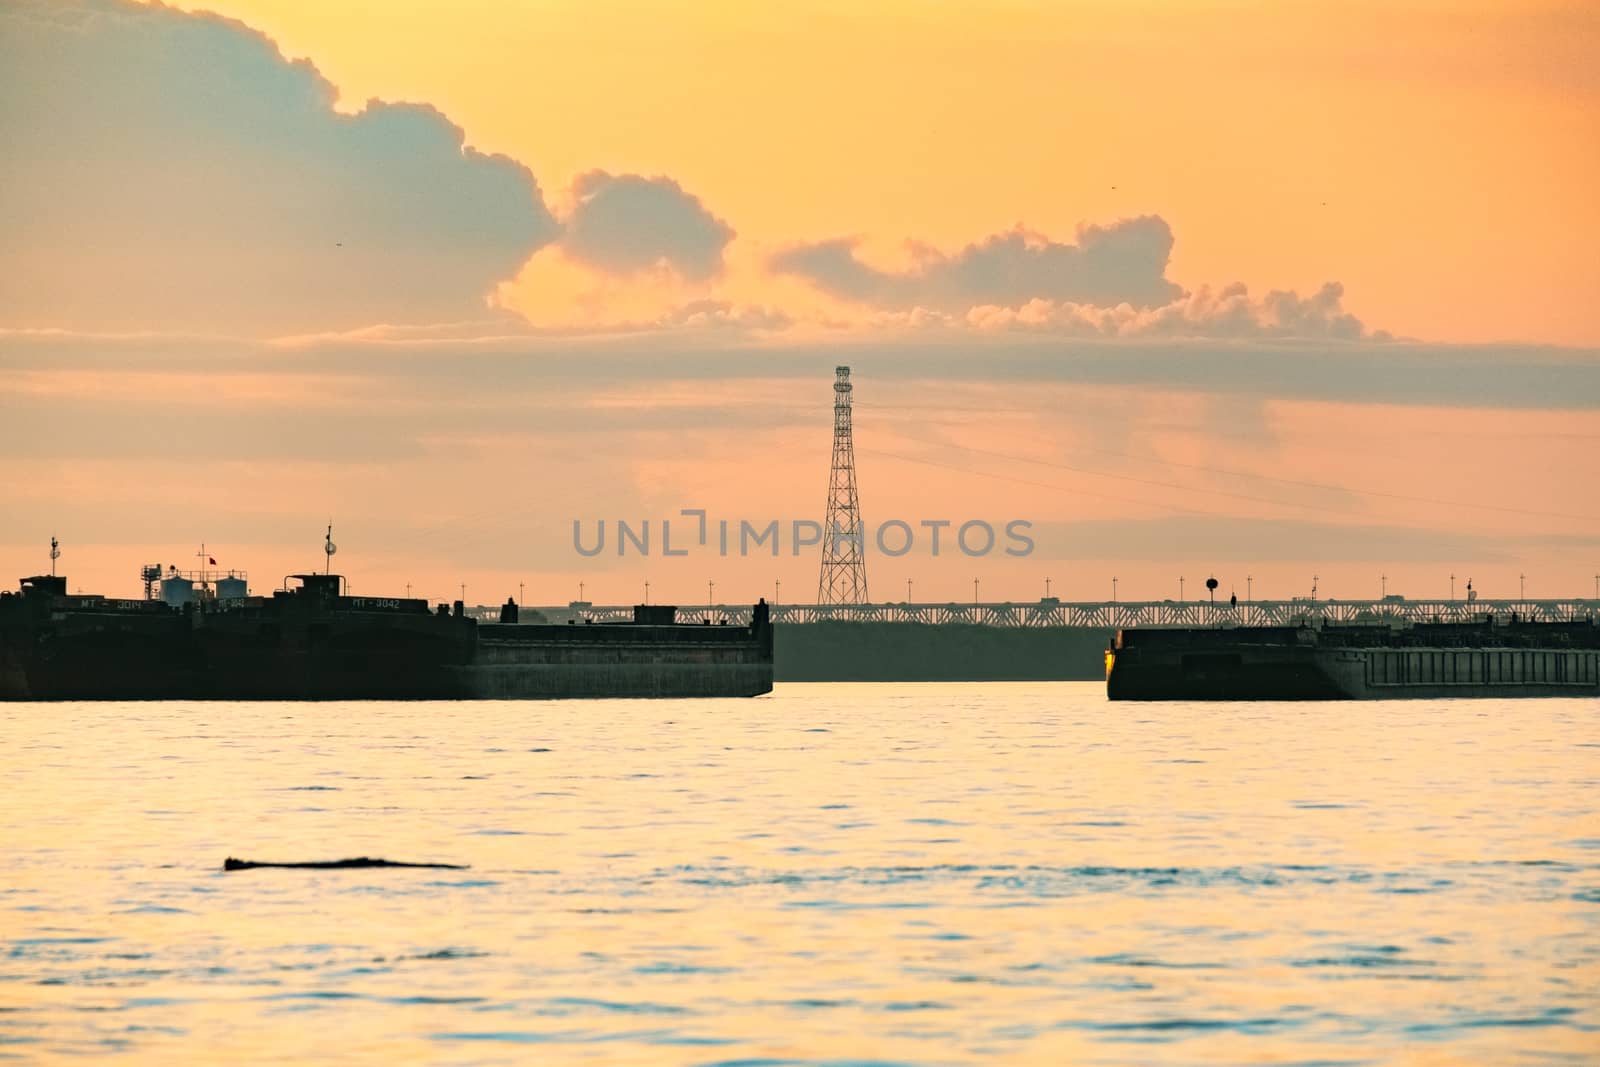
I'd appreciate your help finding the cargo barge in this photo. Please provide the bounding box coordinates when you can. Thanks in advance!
[0,570,772,701]
[1106,618,1600,700]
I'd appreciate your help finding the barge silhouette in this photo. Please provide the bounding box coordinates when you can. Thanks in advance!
[0,572,773,701]
[1106,618,1600,700]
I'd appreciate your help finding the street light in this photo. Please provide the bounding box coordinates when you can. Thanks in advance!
[1179,575,1185,602]
[1112,576,1118,603]
[973,577,980,605]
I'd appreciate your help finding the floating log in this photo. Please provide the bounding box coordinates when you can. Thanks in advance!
[223,856,467,871]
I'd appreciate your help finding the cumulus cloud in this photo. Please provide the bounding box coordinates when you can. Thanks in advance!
[0,0,1390,346]
[771,213,1385,340]
[770,217,1183,310]
[653,300,791,331]
[560,171,735,280]
[0,0,559,335]
[962,282,1387,340]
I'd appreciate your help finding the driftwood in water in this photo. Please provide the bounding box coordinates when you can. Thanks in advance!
[223,856,468,871]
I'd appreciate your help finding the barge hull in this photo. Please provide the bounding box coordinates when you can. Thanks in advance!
[0,575,773,701]
[1106,621,1600,701]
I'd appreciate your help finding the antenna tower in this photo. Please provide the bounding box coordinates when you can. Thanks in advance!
[817,366,869,604]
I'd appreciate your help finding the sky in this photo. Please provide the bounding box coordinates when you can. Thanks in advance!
[1,0,1597,607]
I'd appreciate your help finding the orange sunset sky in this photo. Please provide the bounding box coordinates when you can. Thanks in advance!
[1,0,1597,607]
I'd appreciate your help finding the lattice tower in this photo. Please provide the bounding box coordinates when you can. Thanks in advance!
[817,366,869,604]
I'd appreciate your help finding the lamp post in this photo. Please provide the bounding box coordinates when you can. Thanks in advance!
[644,580,650,605]
[1179,575,1185,602]
[973,577,980,605]
[1247,574,1253,602]
[1112,576,1118,603]
[1045,577,1052,598]
[1450,573,1456,601]
[1520,573,1526,600]
[1381,573,1386,598]
[775,579,781,604]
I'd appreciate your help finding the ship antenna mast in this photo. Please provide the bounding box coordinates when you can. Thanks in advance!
[324,522,337,575]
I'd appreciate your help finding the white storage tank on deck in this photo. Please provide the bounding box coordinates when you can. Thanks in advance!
[160,576,194,608]
[215,576,248,601]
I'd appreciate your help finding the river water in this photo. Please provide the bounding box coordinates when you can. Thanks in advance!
[3,683,1597,1064]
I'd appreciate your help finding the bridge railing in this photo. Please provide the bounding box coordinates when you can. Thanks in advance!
[510,599,1600,629]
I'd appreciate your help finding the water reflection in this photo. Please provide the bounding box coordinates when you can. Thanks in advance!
[3,684,1596,1063]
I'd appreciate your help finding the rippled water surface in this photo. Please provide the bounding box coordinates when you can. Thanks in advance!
[4,683,1597,1064]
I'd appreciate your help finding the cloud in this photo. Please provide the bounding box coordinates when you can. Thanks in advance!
[6,328,1597,412]
[0,0,559,335]
[964,281,1387,340]
[560,171,736,280]
[770,217,1390,340]
[653,300,791,331]
[770,217,1183,310]
[0,0,1374,345]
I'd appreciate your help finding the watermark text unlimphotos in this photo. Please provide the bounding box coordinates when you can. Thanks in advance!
[573,510,1034,558]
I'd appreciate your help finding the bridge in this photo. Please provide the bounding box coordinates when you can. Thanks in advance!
[506,598,1600,629]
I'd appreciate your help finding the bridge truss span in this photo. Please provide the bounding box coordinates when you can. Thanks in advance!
[526,598,1600,629]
